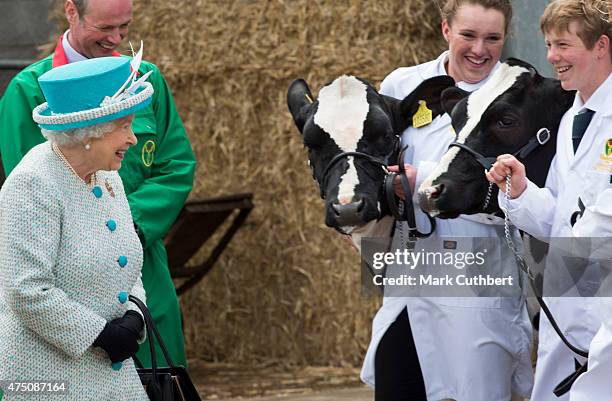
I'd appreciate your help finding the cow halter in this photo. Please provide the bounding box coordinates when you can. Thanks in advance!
[318,151,390,200]
[318,139,435,238]
[383,148,436,239]
[448,127,551,212]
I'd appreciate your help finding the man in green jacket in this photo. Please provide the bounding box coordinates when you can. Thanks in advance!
[0,0,195,368]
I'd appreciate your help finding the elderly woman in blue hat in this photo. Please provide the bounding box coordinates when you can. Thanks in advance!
[0,53,153,400]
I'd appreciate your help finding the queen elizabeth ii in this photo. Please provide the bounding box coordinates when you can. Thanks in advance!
[0,54,153,400]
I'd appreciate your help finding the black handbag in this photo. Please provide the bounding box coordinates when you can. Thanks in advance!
[129,295,201,401]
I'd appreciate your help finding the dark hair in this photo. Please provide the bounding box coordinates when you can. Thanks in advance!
[441,0,513,35]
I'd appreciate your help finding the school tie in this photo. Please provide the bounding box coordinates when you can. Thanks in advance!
[572,109,594,153]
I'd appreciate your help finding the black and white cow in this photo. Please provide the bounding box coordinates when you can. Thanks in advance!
[418,59,575,218]
[287,75,454,239]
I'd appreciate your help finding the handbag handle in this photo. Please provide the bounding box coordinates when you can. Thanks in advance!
[129,295,164,401]
[129,295,177,368]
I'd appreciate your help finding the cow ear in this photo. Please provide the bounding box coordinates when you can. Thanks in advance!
[287,79,315,133]
[441,86,470,115]
[391,76,456,130]
[505,57,540,78]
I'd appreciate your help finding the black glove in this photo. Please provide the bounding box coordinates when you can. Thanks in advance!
[94,310,144,363]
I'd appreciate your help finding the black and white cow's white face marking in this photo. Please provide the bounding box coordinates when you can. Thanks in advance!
[287,75,454,233]
[314,77,380,205]
[418,59,574,218]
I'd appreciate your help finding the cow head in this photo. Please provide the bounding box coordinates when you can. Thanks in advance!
[287,75,454,234]
[418,59,575,218]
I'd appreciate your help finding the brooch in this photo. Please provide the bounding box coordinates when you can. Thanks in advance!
[105,180,115,198]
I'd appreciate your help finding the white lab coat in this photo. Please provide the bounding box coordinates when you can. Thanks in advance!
[361,52,533,401]
[501,74,612,401]
[567,74,612,401]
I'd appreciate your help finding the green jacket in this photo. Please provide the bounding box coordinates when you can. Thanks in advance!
[0,44,196,368]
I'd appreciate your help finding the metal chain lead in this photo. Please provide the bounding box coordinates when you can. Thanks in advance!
[500,173,534,280]
[501,174,589,360]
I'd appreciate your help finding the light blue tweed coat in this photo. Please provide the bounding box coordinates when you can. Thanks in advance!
[0,143,149,401]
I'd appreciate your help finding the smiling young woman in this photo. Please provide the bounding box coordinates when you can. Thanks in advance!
[442,4,507,84]
[361,1,534,401]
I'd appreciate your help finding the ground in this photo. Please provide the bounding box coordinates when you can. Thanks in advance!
[188,360,371,400]
[189,360,530,401]
[214,387,373,401]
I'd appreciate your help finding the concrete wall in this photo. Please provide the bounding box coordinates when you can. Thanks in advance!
[503,0,554,77]
[0,0,55,95]
[0,0,55,182]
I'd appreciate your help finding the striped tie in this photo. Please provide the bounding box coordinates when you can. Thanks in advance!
[572,109,594,153]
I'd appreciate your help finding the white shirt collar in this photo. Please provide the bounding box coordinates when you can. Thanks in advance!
[435,50,501,92]
[62,30,88,64]
[573,72,612,114]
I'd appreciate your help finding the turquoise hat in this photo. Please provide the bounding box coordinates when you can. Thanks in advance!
[32,56,154,131]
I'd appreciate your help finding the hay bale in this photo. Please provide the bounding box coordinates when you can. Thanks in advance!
[49,0,445,366]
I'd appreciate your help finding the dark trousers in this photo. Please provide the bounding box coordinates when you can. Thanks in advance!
[374,309,427,401]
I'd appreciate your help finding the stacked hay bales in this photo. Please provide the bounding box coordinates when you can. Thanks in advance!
[50,0,445,366]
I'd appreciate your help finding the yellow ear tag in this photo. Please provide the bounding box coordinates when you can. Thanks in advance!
[412,100,433,128]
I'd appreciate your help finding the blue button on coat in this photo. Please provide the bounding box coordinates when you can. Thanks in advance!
[0,144,147,400]
[118,291,129,304]
[106,219,117,232]
[118,255,128,268]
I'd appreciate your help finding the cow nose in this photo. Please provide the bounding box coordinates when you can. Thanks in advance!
[418,184,445,212]
[427,184,444,199]
[338,196,353,205]
[331,199,366,226]
[332,199,365,214]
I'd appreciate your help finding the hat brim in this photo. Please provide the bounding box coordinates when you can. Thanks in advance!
[33,82,154,131]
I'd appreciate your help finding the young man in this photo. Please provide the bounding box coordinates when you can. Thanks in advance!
[0,0,196,368]
[486,1,612,399]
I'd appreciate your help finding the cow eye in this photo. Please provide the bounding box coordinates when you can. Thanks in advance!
[497,117,514,128]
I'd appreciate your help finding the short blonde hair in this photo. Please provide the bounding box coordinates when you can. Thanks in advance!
[541,0,611,51]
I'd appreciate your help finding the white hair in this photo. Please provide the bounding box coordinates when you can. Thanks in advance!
[41,121,116,146]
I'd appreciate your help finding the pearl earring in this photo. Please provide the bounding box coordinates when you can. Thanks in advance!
[84,143,91,151]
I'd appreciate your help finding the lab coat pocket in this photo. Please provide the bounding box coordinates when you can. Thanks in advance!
[425,236,506,309]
